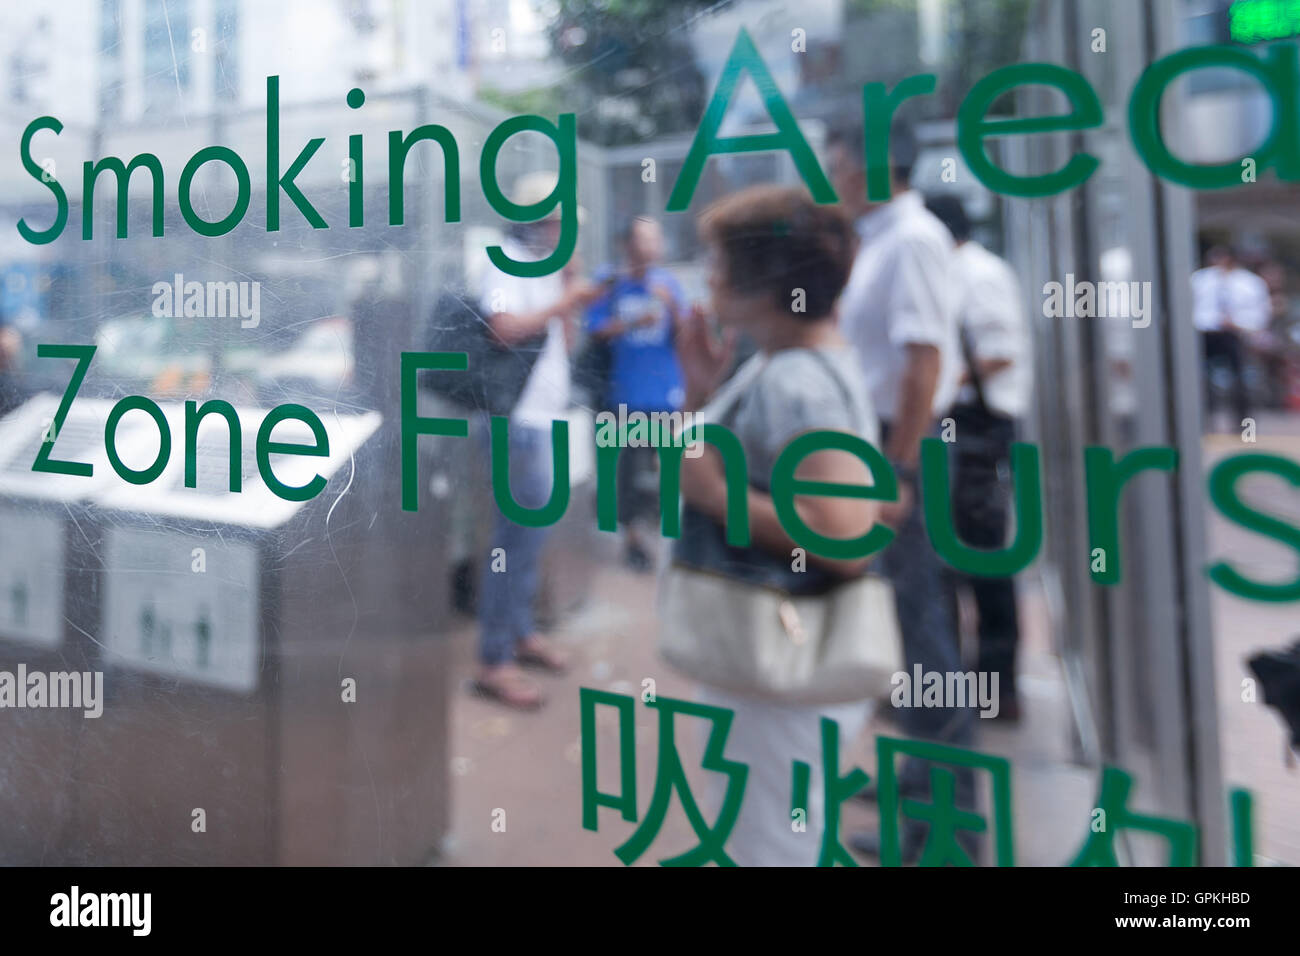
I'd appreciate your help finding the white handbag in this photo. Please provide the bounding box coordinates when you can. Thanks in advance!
[657,353,902,705]
[659,564,901,705]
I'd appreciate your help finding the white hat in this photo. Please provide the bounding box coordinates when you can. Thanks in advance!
[510,171,587,224]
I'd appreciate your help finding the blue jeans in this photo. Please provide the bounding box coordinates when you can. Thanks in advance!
[477,420,558,667]
[879,423,979,855]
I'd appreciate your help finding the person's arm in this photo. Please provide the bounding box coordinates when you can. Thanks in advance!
[959,357,1013,385]
[675,303,736,410]
[1219,277,1239,332]
[1237,273,1272,334]
[596,278,678,343]
[0,324,20,373]
[875,230,951,525]
[576,272,623,342]
[488,282,596,346]
[651,276,683,328]
[957,257,1025,389]
[488,300,561,346]
[679,438,878,577]
[886,342,941,468]
[592,310,637,342]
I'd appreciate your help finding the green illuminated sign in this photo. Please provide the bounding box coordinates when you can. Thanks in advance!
[1231,0,1300,44]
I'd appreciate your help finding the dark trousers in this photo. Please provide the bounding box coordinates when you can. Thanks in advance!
[615,442,661,526]
[1202,330,1250,426]
[943,403,1021,704]
[879,420,979,858]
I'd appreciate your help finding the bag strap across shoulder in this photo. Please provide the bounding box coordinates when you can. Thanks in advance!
[702,348,863,439]
[805,348,858,419]
[697,355,770,429]
[958,323,991,416]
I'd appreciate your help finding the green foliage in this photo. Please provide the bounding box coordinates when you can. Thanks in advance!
[477,84,564,120]
[846,0,915,13]
[838,0,1034,117]
[546,0,717,145]
[940,0,1035,114]
[509,0,1035,142]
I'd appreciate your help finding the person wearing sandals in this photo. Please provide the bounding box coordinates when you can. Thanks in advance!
[473,173,602,710]
[669,185,880,865]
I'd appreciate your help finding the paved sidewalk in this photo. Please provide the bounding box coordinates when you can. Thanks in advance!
[438,419,1300,865]
[439,536,1094,866]
[1205,416,1300,864]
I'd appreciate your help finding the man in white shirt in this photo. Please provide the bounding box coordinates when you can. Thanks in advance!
[1191,245,1269,429]
[827,120,978,864]
[927,193,1032,722]
[473,173,600,710]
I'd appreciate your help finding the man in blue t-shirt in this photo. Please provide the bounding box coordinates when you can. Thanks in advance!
[584,216,686,570]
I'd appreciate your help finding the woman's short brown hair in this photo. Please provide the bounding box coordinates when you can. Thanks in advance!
[699,185,856,320]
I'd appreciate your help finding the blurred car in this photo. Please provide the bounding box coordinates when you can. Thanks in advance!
[93,314,213,396]
[95,314,354,398]
[224,317,354,393]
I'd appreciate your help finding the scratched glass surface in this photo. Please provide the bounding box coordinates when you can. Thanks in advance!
[0,0,1296,867]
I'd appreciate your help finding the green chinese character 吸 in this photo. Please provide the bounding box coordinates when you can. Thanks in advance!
[579,688,749,866]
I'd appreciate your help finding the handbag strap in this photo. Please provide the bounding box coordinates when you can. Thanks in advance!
[958,322,991,416]
[805,348,860,421]
[705,347,860,427]
[697,355,770,430]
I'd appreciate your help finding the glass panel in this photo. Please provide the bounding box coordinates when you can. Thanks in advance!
[0,0,1293,877]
